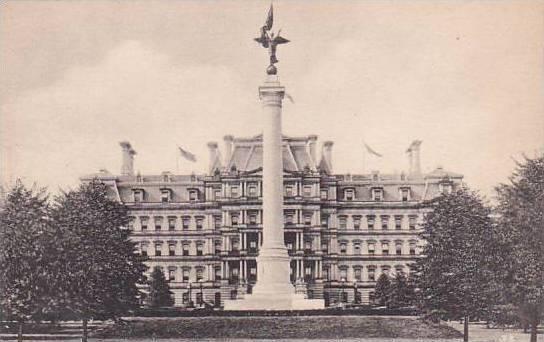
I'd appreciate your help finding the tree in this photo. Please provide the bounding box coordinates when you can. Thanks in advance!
[51,180,147,342]
[147,266,174,308]
[0,182,56,342]
[496,154,544,342]
[415,187,499,342]
[374,273,391,307]
[388,271,416,309]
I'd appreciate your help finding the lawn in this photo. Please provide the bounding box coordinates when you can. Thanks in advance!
[92,316,462,339]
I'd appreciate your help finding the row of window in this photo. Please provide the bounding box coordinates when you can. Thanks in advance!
[129,213,420,231]
[131,183,452,203]
[336,240,418,256]
[330,264,411,282]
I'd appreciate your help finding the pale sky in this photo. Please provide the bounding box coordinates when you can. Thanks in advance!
[1,0,543,199]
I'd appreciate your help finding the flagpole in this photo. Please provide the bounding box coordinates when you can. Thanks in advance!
[176,148,180,174]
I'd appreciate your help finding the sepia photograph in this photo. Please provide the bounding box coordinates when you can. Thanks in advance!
[0,1,543,341]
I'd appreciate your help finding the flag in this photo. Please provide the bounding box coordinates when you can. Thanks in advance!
[178,147,197,162]
[265,4,273,30]
[364,143,383,157]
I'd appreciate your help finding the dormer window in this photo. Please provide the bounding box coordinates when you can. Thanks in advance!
[248,183,258,197]
[371,188,383,201]
[231,186,239,198]
[162,173,171,182]
[132,189,144,202]
[320,189,328,200]
[344,189,355,201]
[160,189,171,203]
[400,187,410,202]
[439,182,453,194]
[189,189,199,201]
[285,185,294,197]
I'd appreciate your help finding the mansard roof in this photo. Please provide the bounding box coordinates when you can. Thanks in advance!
[225,134,318,173]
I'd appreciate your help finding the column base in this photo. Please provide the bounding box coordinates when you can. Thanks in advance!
[224,292,325,310]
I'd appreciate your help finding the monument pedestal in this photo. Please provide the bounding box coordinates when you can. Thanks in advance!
[224,76,324,310]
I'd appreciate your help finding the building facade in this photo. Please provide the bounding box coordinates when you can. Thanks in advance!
[82,134,462,307]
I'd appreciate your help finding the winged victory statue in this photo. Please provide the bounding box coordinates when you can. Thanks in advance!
[254,5,290,75]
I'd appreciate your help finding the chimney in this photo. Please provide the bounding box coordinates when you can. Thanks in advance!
[308,135,318,164]
[406,140,422,176]
[322,140,334,172]
[119,141,136,176]
[223,135,234,163]
[207,141,219,174]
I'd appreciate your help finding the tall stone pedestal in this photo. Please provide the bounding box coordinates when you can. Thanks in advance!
[224,76,324,310]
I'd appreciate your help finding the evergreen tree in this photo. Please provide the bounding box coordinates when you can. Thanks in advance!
[147,266,174,308]
[388,271,415,309]
[374,273,391,307]
[51,180,147,341]
[496,154,544,342]
[415,187,499,342]
[0,182,56,342]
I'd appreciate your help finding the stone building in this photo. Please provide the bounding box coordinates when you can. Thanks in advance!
[82,135,462,307]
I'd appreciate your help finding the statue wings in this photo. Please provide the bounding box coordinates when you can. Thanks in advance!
[273,35,290,45]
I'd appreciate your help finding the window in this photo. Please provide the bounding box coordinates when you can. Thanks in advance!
[196,217,203,230]
[182,243,190,256]
[285,185,295,197]
[320,189,328,200]
[395,266,404,275]
[141,243,148,256]
[285,214,294,225]
[231,186,239,198]
[249,240,257,249]
[196,268,203,282]
[304,214,312,225]
[395,215,402,230]
[368,268,376,281]
[339,268,348,281]
[382,266,391,276]
[305,266,312,277]
[409,215,417,230]
[196,242,204,256]
[321,241,328,253]
[133,189,144,202]
[439,183,453,194]
[214,188,221,200]
[339,242,347,254]
[368,242,375,255]
[401,188,410,202]
[339,216,347,230]
[140,216,149,230]
[381,215,389,230]
[323,267,330,281]
[353,216,361,230]
[127,217,135,231]
[232,239,240,251]
[182,216,190,230]
[168,217,176,230]
[409,242,417,255]
[214,216,222,229]
[154,217,163,231]
[161,190,170,203]
[189,190,198,201]
[214,240,222,254]
[248,184,257,197]
[353,242,361,255]
[354,268,362,281]
[286,242,293,251]
[367,216,375,230]
[215,266,222,281]
[231,214,239,226]
[382,242,389,255]
[168,268,176,281]
[249,213,257,225]
[250,267,257,276]
[396,242,403,255]
[182,268,190,282]
[304,240,312,251]
[344,189,354,201]
[155,243,162,256]
[321,215,328,227]
[303,186,312,197]
[168,243,176,256]
[372,188,383,201]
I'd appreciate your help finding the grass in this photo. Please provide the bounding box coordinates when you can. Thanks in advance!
[92,316,462,339]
